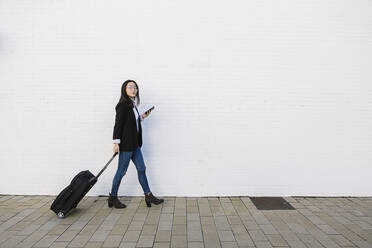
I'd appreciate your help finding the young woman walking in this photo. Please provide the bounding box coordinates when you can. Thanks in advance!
[108,79,164,208]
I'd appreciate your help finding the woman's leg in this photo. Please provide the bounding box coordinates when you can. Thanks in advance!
[131,147,151,194]
[111,151,132,196]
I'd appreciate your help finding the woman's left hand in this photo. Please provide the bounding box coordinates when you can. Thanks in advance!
[142,112,150,119]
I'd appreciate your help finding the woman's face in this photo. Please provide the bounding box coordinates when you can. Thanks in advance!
[126,82,138,99]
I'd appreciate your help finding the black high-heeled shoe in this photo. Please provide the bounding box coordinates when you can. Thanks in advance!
[108,193,127,208]
[144,192,164,207]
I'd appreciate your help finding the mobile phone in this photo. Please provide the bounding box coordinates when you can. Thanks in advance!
[145,106,155,115]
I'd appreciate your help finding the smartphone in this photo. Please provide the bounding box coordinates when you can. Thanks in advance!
[144,106,155,115]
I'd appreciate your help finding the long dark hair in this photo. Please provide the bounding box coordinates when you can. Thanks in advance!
[118,79,140,107]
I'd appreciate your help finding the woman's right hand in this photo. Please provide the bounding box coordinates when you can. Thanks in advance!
[113,143,120,154]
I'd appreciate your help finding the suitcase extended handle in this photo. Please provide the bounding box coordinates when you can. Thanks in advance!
[94,152,118,180]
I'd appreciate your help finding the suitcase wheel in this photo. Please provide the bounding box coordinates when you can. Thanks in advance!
[57,211,65,219]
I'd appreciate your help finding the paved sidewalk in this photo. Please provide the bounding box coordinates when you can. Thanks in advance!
[0,195,371,248]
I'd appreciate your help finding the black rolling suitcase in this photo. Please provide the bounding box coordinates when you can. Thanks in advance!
[50,152,118,218]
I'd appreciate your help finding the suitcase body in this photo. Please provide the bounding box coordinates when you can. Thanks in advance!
[50,170,97,218]
[50,153,117,218]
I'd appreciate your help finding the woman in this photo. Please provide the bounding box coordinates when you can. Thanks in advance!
[109,79,164,208]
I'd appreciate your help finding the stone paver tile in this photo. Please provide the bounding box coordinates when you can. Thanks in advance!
[187,213,200,222]
[226,216,242,225]
[89,230,111,242]
[49,242,69,248]
[354,220,372,230]
[329,234,355,246]
[278,230,299,241]
[158,224,172,231]
[266,234,288,247]
[297,234,324,248]
[259,224,279,235]
[248,230,268,242]
[335,216,354,225]
[162,207,174,213]
[172,224,187,236]
[127,221,144,231]
[171,235,187,248]
[56,230,81,242]
[140,224,157,235]
[8,221,30,231]
[119,241,136,248]
[351,240,372,248]
[287,223,308,234]
[234,233,255,247]
[174,210,186,217]
[230,224,247,235]
[33,234,59,247]
[68,235,91,247]
[0,213,34,232]
[204,239,221,248]
[220,241,238,248]
[16,230,49,248]
[48,224,71,235]
[136,235,155,247]
[250,212,271,225]
[201,224,218,235]
[217,230,235,242]
[316,224,339,235]
[243,220,260,230]
[214,216,231,231]
[286,240,307,248]
[83,242,103,248]
[188,221,202,231]
[132,213,147,222]
[188,229,203,242]
[102,234,122,247]
[69,220,89,231]
[306,215,326,225]
[198,205,212,217]
[80,225,100,236]
[17,223,42,236]
[144,216,160,226]
[155,230,171,242]
[255,240,274,248]
[39,220,60,232]
[0,234,28,247]
[317,238,343,248]
[201,217,215,226]
[0,230,17,245]
[174,216,187,225]
[203,233,221,247]
[109,224,128,236]
[153,242,170,248]
[188,242,204,248]
[117,215,134,225]
[122,230,141,242]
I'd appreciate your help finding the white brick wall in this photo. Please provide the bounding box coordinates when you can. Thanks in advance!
[1,0,371,196]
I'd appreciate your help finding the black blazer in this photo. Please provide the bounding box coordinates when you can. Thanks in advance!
[113,101,142,151]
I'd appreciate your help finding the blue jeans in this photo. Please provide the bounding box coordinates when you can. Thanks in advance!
[110,146,151,196]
